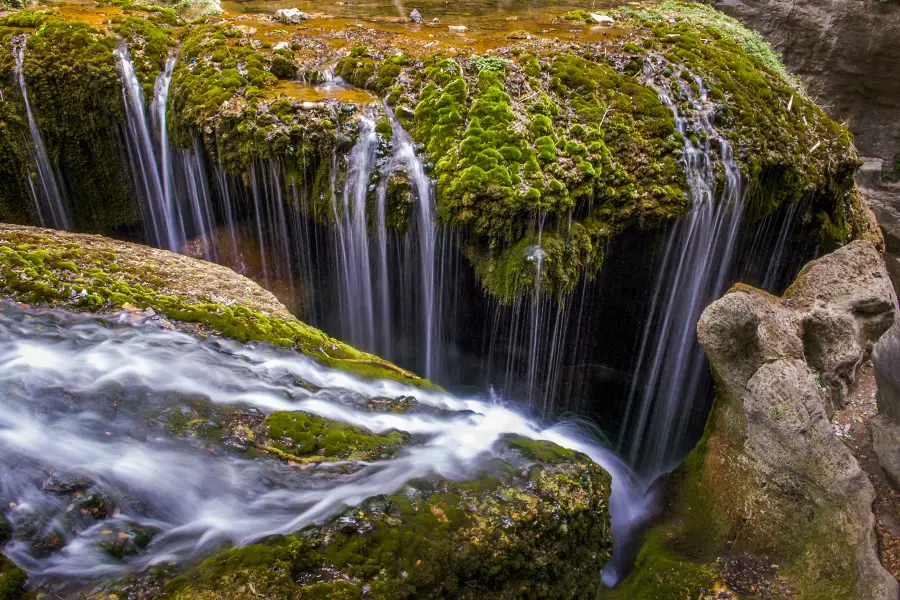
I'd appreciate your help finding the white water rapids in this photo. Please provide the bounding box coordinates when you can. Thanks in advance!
[0,302,646,587]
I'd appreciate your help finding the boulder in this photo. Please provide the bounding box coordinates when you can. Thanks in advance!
[272,41,290,51]
[692,240,898,598]
[873,320,900,422]
[871,416,900,490]
[275,8,309,24]
[871,311,900,490]
[409,8,423,24]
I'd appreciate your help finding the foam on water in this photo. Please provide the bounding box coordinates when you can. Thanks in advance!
[0,302,644,587]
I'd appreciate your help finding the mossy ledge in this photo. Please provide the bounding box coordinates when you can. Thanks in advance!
[161,435,612,600]
[0,2,862,305]
[0,223,431,386]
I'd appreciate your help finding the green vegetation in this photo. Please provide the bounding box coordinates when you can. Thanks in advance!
[0,12,137,231]
[164,439,612,599]
[0,225,432,386]
[0,1,863,303]
[266,411,407,461]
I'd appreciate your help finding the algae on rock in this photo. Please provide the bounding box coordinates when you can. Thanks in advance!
[0,224,428,385]
[163,436,612,600]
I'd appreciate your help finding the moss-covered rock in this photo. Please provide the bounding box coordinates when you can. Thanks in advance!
[0,1,863,305]
[163,436,612,600]
[0,224,430,385]
[0,11,137,231]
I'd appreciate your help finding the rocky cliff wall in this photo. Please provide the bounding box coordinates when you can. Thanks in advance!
[714,0,900,170]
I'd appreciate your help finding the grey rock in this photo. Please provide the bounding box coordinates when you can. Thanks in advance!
[871,415,900,490]
[698,241,898,600]
[409,8,423,24]
[713,0,900,162]
[873,320,900,422]
[589,13,614,25]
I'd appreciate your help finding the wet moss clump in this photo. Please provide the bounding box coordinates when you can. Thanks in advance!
[265,411,407,461]
[406,49,682,303]
[0,11,137,232]
[0,224,431,386]
[163,437,612,599]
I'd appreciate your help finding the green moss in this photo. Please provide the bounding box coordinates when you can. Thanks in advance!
[601,530,722,599]
[0,14,138,231]
[164,443,612,600]
[561,10,593,21]
[266,411,407,461]
[0,555,26,600]
[0,226,433,387]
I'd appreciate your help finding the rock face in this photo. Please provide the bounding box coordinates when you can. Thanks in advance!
[694,240,898,598]
[871,320,900,489]
[713,0,900,165]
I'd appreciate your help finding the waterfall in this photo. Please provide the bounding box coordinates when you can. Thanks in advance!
[333,116,379,351]
[620,61,745,477]
[177,140,217,262]
[116,46,183,251]
[12,36,70,230]
[383,105,440,380]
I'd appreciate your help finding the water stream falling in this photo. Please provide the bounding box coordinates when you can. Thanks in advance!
[0,301,645,587]
[334,115,380,351]
[383,105,440,380]
[116,46,183,252]
[620,60,745,478]
[12,36,70,230]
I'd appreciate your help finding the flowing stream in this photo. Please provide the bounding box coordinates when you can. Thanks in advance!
[12,36,70,230]
[0,301,644,587]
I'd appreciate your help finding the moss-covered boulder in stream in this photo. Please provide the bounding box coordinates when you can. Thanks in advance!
[0,225,613,599]
[0,223,427,385]
[0,1,864,305]
[163,436,611,600]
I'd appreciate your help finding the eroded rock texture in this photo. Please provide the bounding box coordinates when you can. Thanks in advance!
[695,240,897,598]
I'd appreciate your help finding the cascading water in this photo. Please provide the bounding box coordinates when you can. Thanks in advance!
[0,301,644,587]
[116,46,183,252]
[117,48,216,255]
[381,105,440,380]
[176,140,218,262]
[334,115,379,351]
[620,60,745,477]
[12,36,70,230]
